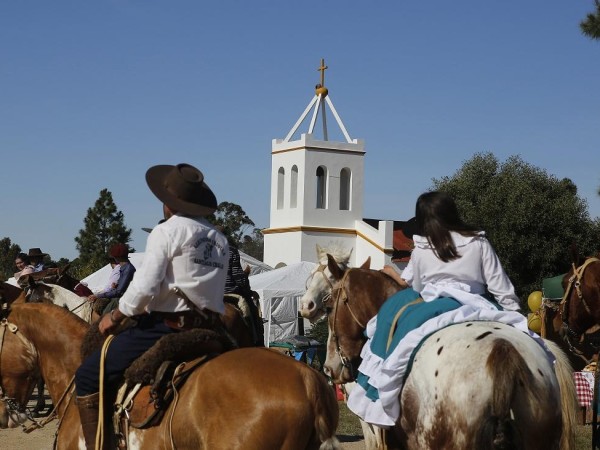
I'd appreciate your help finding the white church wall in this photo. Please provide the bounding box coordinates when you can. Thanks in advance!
[354,220,394,269]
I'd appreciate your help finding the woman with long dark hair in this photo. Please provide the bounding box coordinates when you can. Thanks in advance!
[383,191,520,311]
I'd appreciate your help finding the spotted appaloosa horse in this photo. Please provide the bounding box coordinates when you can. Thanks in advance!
[0,302,340,450]
[301,250,578,450]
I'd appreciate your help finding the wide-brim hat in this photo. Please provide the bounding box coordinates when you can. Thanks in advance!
[28,248,48,258]
[146,164,218,217]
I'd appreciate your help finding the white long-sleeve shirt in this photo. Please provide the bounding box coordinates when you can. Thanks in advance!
[401,231,520,311]
[118,214,229,317]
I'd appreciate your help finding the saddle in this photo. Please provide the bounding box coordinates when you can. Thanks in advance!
[224,293,265,346]
[81,323,233,449]
[113,354,213,449]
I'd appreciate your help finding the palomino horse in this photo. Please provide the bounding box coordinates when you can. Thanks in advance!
[301,251,578,450]
[559,253,600,357]
[0,302,340,449]
[0,317,40,429]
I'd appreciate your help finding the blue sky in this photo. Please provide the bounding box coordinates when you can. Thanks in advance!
[1,1,599,261]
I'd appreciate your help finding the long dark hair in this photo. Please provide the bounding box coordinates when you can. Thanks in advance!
[415,191,481,262]
[15,252,31,265]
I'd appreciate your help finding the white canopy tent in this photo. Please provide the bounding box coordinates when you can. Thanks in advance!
[82,251,272,293]
[248,261,317,346]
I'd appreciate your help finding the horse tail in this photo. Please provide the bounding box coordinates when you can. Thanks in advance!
[302,369,340,450]
[543,339,578,450]
[475,338,534,450]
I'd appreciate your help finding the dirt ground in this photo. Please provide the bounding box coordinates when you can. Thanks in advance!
[0,426,365,450]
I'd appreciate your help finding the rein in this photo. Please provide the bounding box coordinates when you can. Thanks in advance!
[326,267,366,378]
[560,257,600,345]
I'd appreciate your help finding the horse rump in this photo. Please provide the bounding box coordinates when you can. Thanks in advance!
[474,338,559,450]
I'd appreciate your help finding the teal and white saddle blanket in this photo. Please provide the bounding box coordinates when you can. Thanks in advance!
[347,288,536,428]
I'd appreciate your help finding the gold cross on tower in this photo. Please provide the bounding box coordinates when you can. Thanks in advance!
[317,58,328,87]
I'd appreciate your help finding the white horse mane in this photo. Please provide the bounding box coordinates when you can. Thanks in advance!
[316,243,353,266]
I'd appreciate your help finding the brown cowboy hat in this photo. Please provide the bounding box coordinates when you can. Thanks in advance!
[146,164,217,216]
[28,248,48,258]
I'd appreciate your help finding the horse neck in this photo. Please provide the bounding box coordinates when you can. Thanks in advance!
[565,264,600,334]
[9,303,87,405]
[50,285,84,307]
[346,268,402,323]
[57,274,79,292]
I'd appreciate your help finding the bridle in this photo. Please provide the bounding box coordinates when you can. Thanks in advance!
[314,264,366,380]
[560,257,600,349]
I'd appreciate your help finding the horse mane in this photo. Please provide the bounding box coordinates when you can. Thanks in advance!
[316,242,352,266]
[11,301,89,332]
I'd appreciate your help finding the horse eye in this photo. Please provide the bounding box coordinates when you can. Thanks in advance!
[325,306,333,315]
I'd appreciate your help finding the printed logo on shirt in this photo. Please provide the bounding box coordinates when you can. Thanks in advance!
[193,237,225,269]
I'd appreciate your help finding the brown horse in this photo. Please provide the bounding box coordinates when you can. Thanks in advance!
[540,298,599,371]
[0,302,340,449]
[559,253,600,356]
[302,253,578,450]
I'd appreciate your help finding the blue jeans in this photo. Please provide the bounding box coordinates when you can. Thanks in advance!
[75,315,178,396]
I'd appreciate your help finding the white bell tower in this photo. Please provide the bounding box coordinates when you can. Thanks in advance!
[263,60,366,268]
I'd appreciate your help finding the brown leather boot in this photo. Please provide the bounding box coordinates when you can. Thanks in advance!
[77,392,100,450]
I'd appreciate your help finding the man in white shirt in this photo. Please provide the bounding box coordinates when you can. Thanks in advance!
[74,163,229,450]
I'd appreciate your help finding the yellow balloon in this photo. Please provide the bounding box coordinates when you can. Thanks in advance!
[528,291,543,313]
[528,312,542,334]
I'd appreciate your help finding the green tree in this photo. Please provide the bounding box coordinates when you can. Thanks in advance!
[75,188,133,274]
[581,0,600,39]
[239,228,264,261]
[207,201,256,248]
[0,238,22,279]
[432,153,600,303]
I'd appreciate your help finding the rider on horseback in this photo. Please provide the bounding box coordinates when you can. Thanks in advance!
[74,163,229,450]
[219,226,265,346]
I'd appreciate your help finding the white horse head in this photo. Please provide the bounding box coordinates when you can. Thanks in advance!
[299,244,354,322]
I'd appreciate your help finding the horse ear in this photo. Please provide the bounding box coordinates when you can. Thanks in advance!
[61,263,71,274]
[326,254,344,280]
[243,265,251,276]
[569,243,580,266]
[360,256,371,269]
[346,247,353,262]
[316,244,325,260]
